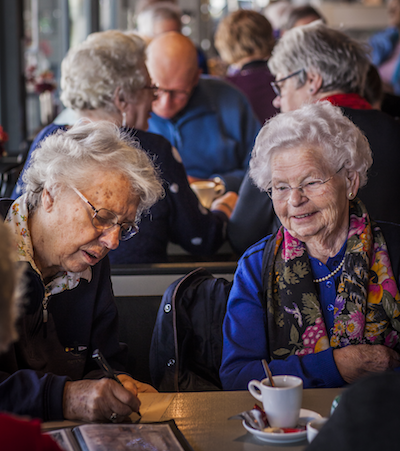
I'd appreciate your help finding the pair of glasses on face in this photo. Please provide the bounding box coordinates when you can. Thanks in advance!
[270,69,305,97]
[266,166,345,201]
[72,187,139,241]
[143,81,193,101]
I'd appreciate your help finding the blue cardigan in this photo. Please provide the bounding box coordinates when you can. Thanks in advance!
[147,76,261,193]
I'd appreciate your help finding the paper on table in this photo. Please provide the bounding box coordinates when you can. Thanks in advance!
[136,392,175,422]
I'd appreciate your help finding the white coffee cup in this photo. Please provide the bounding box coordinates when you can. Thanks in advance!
[248,376,303,428]
[306,417,329,442]
[190,180,226,209]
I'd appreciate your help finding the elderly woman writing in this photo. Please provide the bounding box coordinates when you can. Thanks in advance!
[12,30,235,263]
[220,102,400,390]
[0,120,163,422]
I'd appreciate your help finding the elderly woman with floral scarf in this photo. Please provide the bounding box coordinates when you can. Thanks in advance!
[220,102,400,390]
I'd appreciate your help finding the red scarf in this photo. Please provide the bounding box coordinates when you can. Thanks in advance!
[321,93,372,110]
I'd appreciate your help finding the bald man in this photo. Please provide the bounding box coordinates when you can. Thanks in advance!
[146,32,261,193]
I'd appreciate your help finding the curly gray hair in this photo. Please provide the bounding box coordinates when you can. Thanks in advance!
[249,102,372,190]
[60,30,147,112]
[23,120,164,219]
[0,222,24,353]
[268,21,370,96]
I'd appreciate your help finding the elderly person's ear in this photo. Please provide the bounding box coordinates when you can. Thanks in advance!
[346,170,360,199]
[307,71,323,94]
[114,86,128,111]
[41,188,56,212]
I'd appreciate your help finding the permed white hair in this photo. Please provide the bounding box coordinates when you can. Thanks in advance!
[249,102,372,190]
[60,30,147,112]
[268,21,370,96]
[0,221,24,353]
[23,120,164,219]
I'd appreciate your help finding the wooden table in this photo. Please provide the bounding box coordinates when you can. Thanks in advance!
[43,388,342,451]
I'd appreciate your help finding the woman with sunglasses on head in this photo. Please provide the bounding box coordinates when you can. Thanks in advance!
[0,120,163,423]
[220,102,400,391]
[13,30,235,263]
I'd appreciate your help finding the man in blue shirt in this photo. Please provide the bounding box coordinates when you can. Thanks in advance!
[146,32,261,193]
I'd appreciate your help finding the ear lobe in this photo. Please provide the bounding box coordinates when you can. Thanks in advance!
[41,188,55,212]
[307,71,323,95]
[113,86,127,112]
[346,170,360,196]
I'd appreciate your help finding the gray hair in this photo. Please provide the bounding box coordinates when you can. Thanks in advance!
[60,30,147,113]
[249,102,372,190]
[23,120,164,219]
[0,222,24,353]
[136,2,182,38]
[268,22,370,96]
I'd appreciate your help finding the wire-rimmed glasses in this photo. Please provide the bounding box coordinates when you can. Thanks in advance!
[270,69,305,97]
[266,166,345,201]
[72,187,139,241]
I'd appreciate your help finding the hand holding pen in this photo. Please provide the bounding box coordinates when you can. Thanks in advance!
[92,348,141,421]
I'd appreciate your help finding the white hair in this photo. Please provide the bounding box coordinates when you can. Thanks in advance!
[60,30,147,113]
[250,102,372,190]
[268,21,370,96]
[0,222,24,353]
[23,120,164,219]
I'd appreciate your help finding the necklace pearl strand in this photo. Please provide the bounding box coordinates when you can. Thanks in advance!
[312,255,346,283]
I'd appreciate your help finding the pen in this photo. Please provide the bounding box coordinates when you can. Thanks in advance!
[92,348,141,417]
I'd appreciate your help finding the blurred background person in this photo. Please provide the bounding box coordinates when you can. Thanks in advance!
[1,120,162,422]
[12,30,235,264]
[263,0,293,38]
[221,102,400,390]
[282,4,326,32]
[135,1,209,73]
[146,31,261,193]
[369,0,400,95]
[0,221,62,450]
[214,9,278,124]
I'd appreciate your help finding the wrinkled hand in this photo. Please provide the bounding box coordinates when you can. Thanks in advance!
[63,378,141,423]
[333,344,400,384]
[117,374,158,393]
[211,192,238,219]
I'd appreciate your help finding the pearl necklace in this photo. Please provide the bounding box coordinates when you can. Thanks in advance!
[313,255,345,283]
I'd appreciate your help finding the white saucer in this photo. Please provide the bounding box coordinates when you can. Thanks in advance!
[242,408,321,444]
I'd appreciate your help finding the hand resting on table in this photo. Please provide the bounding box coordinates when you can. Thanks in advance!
[333,344,400,384]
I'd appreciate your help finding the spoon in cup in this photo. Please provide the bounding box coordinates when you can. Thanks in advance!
[262,359,275,387]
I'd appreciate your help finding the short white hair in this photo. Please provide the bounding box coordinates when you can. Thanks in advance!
[250,102,372,190]
[60,30,147,113]
[268,21,370,96]
[23,120,164,219]
[0,222,24,353]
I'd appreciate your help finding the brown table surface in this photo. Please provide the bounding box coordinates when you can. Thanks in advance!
[43,388,342,451]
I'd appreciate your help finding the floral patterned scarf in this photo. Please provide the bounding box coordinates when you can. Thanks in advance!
[263,198,400,359]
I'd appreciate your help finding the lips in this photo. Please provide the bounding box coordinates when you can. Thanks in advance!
[292,212,316,220]
[82,249,103,265]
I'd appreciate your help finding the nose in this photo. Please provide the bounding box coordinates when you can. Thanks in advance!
[99,226,120,250]
[287,187,307,207]
[272,95,281,109]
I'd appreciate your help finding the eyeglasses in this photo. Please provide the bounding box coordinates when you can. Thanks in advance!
[142,84,159,94]
[267,166,345,201]
[154,85,192,101]
[270,69,305,97]
[72,187,139,241]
